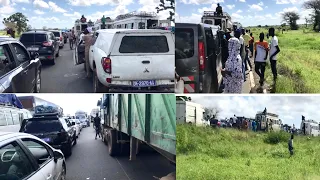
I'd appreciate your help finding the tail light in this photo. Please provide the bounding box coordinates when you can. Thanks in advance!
[198,41,205,71]
[43,41,52,46]
[101,57,111,74]
[60,36,62,41]
[58,130,69,142]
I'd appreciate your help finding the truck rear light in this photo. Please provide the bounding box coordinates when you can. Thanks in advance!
[43,41,52,46]
[60,36,62,41]
[101,57,111,74]
[198,41,205,71]
[106,78,111,83]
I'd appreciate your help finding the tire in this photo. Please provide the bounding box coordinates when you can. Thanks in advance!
[56,49,59,57]
[73,136,77,145]
[33,70,41,93]
[50,54,55,65]
[93,69,105,93]
[61,163,66,180]
[107,129,119,156]
[63,142,72,157]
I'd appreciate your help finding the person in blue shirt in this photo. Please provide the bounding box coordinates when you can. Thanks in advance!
[252,120,256,131]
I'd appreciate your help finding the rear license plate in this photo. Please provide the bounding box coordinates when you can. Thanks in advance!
[27,47,39,51]
[132,80,156,87]
[41,138,50,142]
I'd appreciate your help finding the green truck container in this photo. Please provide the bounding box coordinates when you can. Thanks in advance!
[98,94,176,164]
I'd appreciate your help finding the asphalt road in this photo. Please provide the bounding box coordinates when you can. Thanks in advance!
[40,43,93,93]
[65,126,175,180]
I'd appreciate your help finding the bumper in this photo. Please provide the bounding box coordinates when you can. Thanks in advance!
[108,84,174,93]
[51,142,70,150]
[38,54,55,60]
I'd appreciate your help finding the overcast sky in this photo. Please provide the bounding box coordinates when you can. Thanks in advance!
[176,0,312,26]
[188,95,320,128]
[17,94,102,115]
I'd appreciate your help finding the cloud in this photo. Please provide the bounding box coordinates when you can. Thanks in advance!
[236,9,242,13]
[239,0,245,2]
[48,1,67,13]
[248,4,263,11]
[34,9,44,14]
[188,95,320,128]
[0,5,15,14]
[22,7,26,10]
[12,0,29,3]
[0,0,10,6]
[180,0,224,5]
[33,0,49,8]
[67,0,133,6]
[226,4,235,10]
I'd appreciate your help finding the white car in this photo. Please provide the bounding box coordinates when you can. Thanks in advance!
[70,119,81,138]
[75,29,175,92]
[0,132,66,180]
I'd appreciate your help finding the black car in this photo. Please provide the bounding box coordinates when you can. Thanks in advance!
[175,23,224,93]
[19,31,59,65]
[20,113,77,157]
[0,37,41,93]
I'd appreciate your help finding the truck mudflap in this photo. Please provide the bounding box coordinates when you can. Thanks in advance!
[181,76,196,93]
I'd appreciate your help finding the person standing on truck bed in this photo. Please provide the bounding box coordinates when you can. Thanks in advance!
[94,113,101,140]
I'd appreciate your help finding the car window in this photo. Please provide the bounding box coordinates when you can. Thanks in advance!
[10,110,20,125]
[0,141,35,179]
[23,119,62,133]
[51,32,60,37]
[119,36,169,53]
[0,45,15,77]
[0,110,6,126]
[204,28,214,56]
[21,139,53,167]
[175,28,195,60]
[91,32,99,45]
[4,110,13,125]
[20,34,47,42]
[11,43,30,64]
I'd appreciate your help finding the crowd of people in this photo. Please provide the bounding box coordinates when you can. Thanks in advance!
[221,27,281,93]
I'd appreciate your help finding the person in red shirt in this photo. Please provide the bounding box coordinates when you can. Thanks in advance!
[249,33,254,58]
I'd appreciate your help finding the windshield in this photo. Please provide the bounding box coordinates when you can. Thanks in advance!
[76,115,86,120]
[20,34,47,42]
[52,32,60,37]
[24,120,62,133]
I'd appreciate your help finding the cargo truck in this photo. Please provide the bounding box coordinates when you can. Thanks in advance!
[176,100,205,126]
[98,94,176,178]
[17,96,63,115]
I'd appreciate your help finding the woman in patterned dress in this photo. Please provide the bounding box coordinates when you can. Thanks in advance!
[221,31,244,93]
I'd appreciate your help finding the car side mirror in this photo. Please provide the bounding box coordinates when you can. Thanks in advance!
[72,122,75,125]
[30,52,39,59]
[53,150,64,162]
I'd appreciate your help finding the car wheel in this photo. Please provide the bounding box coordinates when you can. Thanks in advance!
[61,163,66,180]
[34,70,41,93]
[51,54,56,65]
[93,69,106,93]
[64,142,72,157]
[56,49,60,57]
[73,136,77,145]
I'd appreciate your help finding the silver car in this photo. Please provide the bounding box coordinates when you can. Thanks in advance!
[49,30,64,49]
[0,132,66,180]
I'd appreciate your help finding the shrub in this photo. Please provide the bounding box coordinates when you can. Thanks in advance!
[264,131,289,144]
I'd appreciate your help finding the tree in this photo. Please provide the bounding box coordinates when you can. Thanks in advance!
[257,25,262,27]
[303,0,320,31]
[203,107,220,120]
[281,23,286,27]
[156,0,175,22]
[26,25,32,31]
[282,11,300,30]
[2,12,29,34]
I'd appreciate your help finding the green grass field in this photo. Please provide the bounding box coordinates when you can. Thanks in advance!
[177,124,320,180]
[249,27,320,93]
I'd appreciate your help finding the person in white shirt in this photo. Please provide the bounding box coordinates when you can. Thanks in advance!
[268,28,281,83]
[254,33,269,87]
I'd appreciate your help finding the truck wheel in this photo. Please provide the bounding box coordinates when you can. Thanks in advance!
[107,129,119,156]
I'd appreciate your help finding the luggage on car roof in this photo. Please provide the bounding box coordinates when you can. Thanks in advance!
[0,94,23,109]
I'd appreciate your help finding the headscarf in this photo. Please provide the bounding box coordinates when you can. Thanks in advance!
[228,37,241,58]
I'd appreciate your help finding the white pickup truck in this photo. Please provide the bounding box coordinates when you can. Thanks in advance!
[74,29,175,92]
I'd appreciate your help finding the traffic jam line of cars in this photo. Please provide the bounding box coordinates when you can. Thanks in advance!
[0,29,67,93]
[0,110,90,180]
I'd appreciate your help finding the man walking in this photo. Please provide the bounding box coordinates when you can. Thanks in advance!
[93,113,101,139]
[254,32,269,87]
[269,28,281,83]
[242,29,252,71]
[288,134,294,157]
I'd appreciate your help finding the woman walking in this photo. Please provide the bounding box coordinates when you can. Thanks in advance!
[221,30,244,93]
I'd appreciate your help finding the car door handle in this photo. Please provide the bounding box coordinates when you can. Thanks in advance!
[142,60,150,64]
[47,174,52,179]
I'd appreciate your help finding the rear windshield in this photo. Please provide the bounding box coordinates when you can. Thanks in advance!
[51,32,60,37]
[20,34,47,42]
[175,28,195,60]
[119,36,169,53]
[24,119,62,133]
